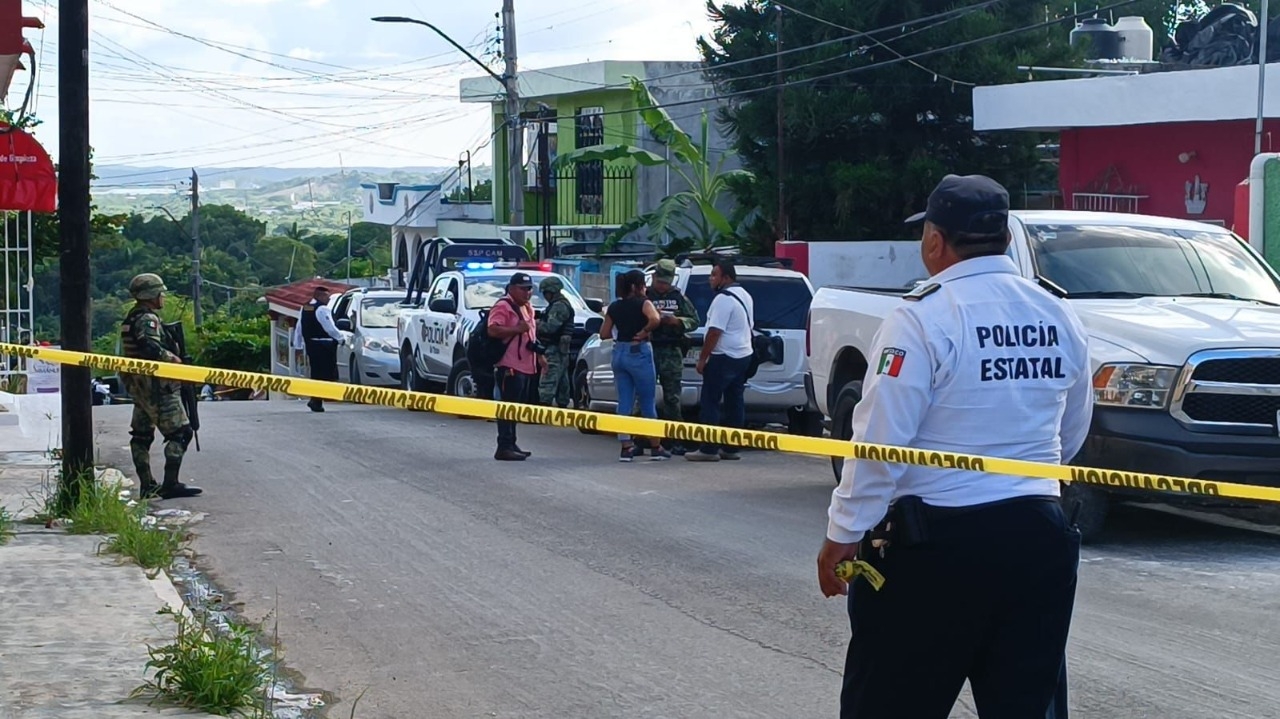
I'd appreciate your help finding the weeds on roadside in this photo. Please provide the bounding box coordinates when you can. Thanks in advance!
[0,506,14,545]
[105,517,184,573]
[62,472,133,535]
[132,607,271,718]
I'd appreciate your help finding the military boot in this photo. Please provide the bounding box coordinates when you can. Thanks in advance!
[136,464,160,499]
[158,457,203,499]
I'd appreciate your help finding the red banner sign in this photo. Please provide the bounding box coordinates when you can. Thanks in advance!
[0,125,56,213]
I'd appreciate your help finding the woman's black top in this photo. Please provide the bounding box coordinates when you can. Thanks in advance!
[607,295,649,342]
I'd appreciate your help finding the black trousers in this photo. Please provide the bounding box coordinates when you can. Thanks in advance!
[841,497,1080,719]
[304,339,339,404]
[495,367,534,450]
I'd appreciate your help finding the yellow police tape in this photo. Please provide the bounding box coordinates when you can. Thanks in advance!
[4,341,1280,506]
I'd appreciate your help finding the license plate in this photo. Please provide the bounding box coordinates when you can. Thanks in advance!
[685,348,700,361]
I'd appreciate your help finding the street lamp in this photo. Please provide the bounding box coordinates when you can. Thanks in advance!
[371,14,524,233]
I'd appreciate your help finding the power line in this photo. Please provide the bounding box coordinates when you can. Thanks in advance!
[774,1,976,87]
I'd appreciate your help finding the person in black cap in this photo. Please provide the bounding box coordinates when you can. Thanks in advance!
[487,271,542,461]
[815,174,1093,718]
[292,285,346,412]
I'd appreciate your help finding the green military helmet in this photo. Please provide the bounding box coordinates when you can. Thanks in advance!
[539,276,564,294]
[654,259,677,282]
[129,273,168,301]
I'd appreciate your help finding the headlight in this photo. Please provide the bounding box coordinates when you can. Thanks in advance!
[1092,364,1178,409]
[363,337,396,353]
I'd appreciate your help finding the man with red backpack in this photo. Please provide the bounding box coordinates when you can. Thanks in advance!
[485,272,543,461]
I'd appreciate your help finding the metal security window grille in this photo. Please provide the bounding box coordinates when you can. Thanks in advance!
[575,106,605,216]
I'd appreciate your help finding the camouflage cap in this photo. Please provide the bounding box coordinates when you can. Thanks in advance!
[654,259,677,282]
[539,275,564,293]
[129,273,168,301]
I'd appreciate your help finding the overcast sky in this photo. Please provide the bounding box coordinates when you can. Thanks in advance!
[15,0,716,172]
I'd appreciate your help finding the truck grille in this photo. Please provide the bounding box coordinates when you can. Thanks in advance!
[1192,357,1280,385]
[1180,394,1280,425]
[1171,350,1280,433]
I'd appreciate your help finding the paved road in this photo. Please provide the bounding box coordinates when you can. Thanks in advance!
[95,401,1280,719]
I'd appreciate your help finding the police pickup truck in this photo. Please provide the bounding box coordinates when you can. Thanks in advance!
[806,210,1280,540]
[397,262,604,398]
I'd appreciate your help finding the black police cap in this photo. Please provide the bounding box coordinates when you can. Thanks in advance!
[905,174,1009,238]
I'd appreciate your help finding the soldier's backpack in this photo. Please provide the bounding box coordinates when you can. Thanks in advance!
[465,297,517,374]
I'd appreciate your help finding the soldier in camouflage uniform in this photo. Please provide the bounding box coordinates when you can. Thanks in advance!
[647,259,701,455]
[119,273,203,500]
[536,276,574,408]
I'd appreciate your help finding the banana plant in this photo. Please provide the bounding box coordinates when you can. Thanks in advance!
[553,75,753,252]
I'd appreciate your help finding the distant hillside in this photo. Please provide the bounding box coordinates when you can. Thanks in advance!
[91,164,495,236]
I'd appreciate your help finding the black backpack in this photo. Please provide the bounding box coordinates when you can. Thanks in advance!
[465,297,516,373]
[722,288,784,380]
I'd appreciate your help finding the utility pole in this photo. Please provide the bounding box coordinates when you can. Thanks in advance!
[502,0,525,243]
[1256,0,1270,155]
[190,169,202,326]
[58,0,93,489]
[343,210,353,281]
[775,3,787,242]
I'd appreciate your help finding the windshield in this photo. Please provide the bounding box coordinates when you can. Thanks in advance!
[463,274,589,312]
[359,297,404,329]
[1026,223,1280,304]
[684,275,813,330]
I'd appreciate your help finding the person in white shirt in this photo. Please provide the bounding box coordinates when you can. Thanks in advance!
[291,286,345,412]
[687,259,755,462]
[816,175,1093,719]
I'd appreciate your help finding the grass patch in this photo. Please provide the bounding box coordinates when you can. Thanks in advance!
[62,474,135,535]
[105,517,185,572]
[0,506,13,545]
[132,607,271,718]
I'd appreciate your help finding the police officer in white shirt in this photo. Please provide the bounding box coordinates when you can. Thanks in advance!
[816,175,1093,719]
[291,286,346,412]
[688,258,755,461]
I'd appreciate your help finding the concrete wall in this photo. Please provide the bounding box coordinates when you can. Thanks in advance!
[637,61,742,238]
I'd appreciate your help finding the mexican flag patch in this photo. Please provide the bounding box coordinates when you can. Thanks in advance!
[877,348,906,377]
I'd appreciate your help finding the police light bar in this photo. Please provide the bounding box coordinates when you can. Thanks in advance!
[460,261,496,270]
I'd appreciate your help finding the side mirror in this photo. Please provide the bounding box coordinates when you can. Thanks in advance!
[335,318,353,332]
[429,297,457,314]
[585,297,604,313]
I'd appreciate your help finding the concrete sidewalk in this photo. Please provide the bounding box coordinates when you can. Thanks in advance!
[0,454,219,719]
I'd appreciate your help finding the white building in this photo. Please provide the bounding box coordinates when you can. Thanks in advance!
[358,181,496,287]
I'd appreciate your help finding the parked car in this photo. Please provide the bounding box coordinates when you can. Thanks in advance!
[397,264,604,398]
[330,288,407,387]
[576,255,824,434]
[806,210,1280,540]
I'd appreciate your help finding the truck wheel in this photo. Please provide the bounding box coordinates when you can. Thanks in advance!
[447,358,475,398]
[830,381,863,484]
[1061,482,1109,543]
[788,407,825,437]
[401,348,429,400]
[573,365,601,435]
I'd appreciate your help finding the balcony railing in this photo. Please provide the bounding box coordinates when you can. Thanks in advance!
[1071,192,1148,214]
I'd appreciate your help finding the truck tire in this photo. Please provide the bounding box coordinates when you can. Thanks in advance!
[1061,482,1109,543]
[447,358,475,398]
[400,347,429,400]
[830,381,863,484]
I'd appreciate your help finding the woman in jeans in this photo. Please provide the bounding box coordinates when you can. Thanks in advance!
[599,269,669,462]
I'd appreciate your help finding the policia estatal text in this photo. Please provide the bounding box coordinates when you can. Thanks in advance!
[817,175,1091,719]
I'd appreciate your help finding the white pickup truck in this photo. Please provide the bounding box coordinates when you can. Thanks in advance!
[806,210,1280,539]
[397,265,604,398]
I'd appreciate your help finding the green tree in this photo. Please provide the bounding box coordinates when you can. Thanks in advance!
[697,1,1195,242]
[555,75,753,251]
[448,179,494,202]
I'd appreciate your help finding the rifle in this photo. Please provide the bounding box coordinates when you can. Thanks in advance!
[162,321,201,452]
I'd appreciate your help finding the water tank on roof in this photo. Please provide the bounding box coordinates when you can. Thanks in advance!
[1113,16,1154,61]
[1070,18,1123,61]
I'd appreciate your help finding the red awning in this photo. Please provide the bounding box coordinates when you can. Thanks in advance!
[0,125,56,213]
[264,278,357,314]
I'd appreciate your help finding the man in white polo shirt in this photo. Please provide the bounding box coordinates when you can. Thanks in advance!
[688,258,754,462]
